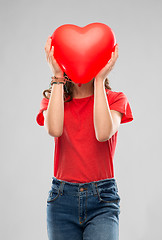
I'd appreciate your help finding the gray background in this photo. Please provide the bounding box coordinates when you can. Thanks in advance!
[1,0,161,239]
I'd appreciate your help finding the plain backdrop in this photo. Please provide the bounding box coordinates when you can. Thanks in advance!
[0,0,162,239]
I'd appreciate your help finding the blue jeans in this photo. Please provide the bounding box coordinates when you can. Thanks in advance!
[46,177,121,240]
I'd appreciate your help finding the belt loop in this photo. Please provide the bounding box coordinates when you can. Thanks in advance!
[91,182,98,196]
[115,181,118,192]
[59,181,65,195]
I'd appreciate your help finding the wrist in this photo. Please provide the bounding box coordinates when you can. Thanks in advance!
[53,72,64,78]
[50,75,65,87]
[94,77,105,85]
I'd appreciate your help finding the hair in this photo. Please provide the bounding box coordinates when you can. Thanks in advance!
[42,72,112,102]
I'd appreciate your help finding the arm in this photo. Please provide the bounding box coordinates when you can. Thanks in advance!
[93,44,121,141]
[93,79,122,142]
[43,36,64,137]
[43,74,64,137]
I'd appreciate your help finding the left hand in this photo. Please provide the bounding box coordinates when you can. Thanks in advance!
[95,44,119,81]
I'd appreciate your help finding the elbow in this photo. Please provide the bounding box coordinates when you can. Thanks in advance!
[95,122,113,142]
[96,132,111,142]
[97,135,111,142]
[44,118,63,137]
[45,122,63,137]
[48,128,63,137]
[96,129,113,142]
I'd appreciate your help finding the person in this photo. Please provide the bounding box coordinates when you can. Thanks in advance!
[36,35,134,240]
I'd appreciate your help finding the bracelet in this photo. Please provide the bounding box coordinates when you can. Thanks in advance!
[51,76,65,80]
[49,75,72,87]
[51,80,65,85]
[51,82,64,85]
[50,76,65,86]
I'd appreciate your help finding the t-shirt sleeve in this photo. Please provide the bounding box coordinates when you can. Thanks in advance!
[109,91,134,124]
[36,97,49,126]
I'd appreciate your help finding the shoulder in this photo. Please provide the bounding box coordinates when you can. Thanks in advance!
[105,88,124,98]
[105,89,127,104]
[105,88,125,96]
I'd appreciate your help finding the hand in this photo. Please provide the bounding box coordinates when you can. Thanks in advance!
[95,44,119,81]
[44,36,64,76]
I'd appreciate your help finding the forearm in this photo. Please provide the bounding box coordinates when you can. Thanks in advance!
[45,75,64,137]
[93,78,113,141]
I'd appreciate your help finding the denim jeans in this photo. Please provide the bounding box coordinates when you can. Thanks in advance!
[46,177,121,240]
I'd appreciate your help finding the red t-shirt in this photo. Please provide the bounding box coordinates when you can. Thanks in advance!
[36,89,133,183]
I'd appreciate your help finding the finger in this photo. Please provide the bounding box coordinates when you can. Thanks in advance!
[109,52,115,66]
[49,46,57,65]
[107,51,114,64]
[106,57,116,72]
[114,44,119,59]
[51,45,55,59]
[110,46,118,66]
[44,35,51,50]
[45,41,53,61]
[49,46,54,59]
[46,44,53,62]
[111,52,115,61]
[112,44,118,57]
[46,37,52,53]
[44,36,52,55]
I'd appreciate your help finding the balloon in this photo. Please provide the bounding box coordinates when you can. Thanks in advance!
[51,22,116,84]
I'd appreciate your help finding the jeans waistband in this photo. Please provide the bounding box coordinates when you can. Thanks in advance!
[52,176,116,186]
[51,177,118,196]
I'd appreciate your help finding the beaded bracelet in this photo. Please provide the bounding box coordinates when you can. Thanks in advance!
[51,81,65,85]
[50,76,65,86]
[49,75,72,87]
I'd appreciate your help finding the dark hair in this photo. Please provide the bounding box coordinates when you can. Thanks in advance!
[43,72,112,102]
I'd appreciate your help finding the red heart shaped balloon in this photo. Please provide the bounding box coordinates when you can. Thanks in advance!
[51,22,116,84]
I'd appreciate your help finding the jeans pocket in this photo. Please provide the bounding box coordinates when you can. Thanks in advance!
[98,190,120,203]
[47,187,60,203]
[96,185,120,203]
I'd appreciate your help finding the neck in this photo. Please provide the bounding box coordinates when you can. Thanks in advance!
[73,79,94,97]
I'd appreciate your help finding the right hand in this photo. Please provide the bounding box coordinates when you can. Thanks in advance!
[44,36,64,76]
